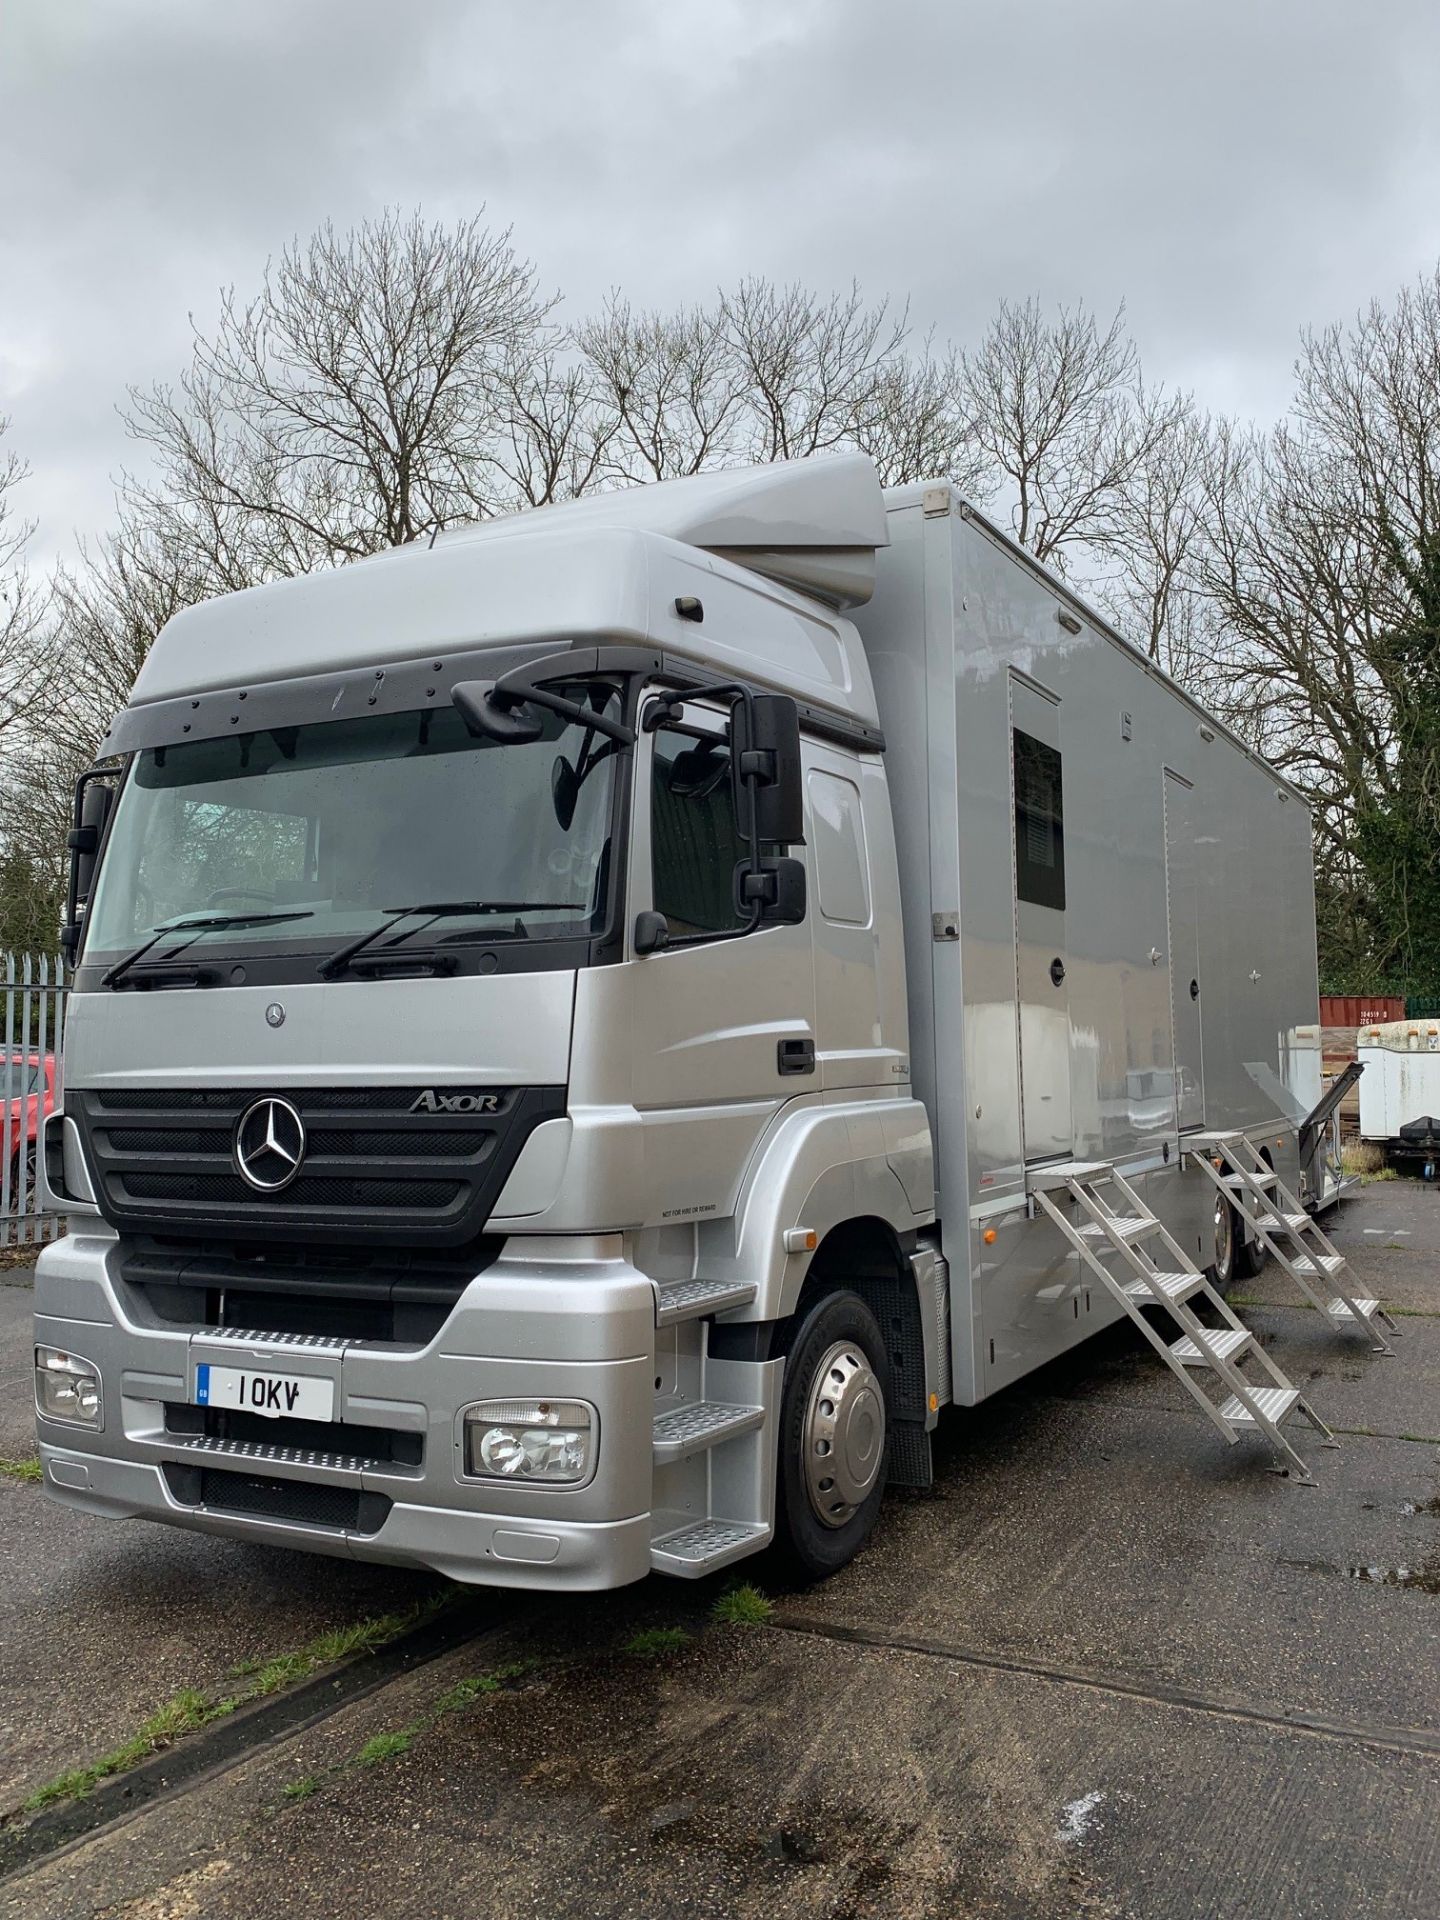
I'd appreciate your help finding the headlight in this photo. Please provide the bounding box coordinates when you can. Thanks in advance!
[35,1346,103,1428]
[462,1399,595,1485]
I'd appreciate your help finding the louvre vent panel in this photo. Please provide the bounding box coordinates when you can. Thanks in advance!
[71,1083,566,1246]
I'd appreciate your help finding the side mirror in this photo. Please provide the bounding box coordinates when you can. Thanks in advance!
[633,909,670,955]
[735,855,807,926]
[62,777,115,964]
[731,695,804,847]
[551,755,580,829]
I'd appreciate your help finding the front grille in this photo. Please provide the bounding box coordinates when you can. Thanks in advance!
[125,1172,463,1209]
[72,1083,565,1245]
[163,1461,392,1534]
[119,1235,500,1343]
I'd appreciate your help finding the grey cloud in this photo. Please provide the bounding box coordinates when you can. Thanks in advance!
[4,0,1440,562]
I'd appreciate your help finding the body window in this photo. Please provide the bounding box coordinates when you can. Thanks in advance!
[1013,729,1065,911]
[809,769,870,926]
[651,728,747,939]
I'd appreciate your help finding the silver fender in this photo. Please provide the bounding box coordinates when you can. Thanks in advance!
[696,1095,934,1324]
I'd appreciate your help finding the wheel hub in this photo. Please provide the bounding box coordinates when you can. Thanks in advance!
[803,1339,885,1528]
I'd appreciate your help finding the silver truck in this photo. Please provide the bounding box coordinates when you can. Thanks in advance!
[34,454,1334,1586]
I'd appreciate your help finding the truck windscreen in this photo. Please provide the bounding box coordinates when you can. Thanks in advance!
[81,690,622,967]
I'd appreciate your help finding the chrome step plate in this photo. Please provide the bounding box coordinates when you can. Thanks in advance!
[650,1518,770,1578]
[652,1400,765,1464]
[655,1278,757,1327]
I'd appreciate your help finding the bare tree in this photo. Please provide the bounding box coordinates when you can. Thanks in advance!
[575,297,746,482]
[1198,272,1440,983]
[492,344,614,507]
[1095,391,1227,681]
[960,299,1171,570]
[722,278,913,464]
[577,278,989,492]
[125,209,557,571]
[0,417,47,736]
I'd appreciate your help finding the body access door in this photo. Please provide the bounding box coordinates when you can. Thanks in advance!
[1010,676,1072,1162]
[1163,769,1205,1131]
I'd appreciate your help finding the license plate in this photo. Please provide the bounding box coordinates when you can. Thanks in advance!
[194,1363,335,1422]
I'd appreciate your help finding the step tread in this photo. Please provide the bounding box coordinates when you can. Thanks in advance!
[1256,1212,1309,1232]
[1123,1270,1205,1302]
[1029,1161,1115,1190]
[1218,1386,1301,1427]
[650,1518,769,1577]
[1290,1253,1344,1276]
[652,1400,764,1460]
[655,1278,757,1326]
[1077,1216,1156,1243]
[1170,1328,1253,1365]
[1186,1131,1244,1147]
[1325,1296,1381,1321]
[1222,1171,1278,1189]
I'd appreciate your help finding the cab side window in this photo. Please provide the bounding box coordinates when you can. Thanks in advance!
[651,728,747,939]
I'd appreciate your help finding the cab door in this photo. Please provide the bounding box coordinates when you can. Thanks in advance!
[1010,676,1072,1163]
[625,694,816,1216]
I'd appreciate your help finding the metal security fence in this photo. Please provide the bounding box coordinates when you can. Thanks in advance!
[3,953,67,1249]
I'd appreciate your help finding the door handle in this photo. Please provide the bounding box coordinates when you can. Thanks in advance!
[777,1037,816,1076]
[1190,978,1200,1000]
[1049,957,1066,988]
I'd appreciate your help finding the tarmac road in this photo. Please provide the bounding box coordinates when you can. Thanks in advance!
[1,1180,1436,1919]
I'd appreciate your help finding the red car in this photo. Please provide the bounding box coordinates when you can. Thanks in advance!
[3,1051,55,1206]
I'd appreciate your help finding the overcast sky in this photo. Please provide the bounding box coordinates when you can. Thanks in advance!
[5,0,1440,567]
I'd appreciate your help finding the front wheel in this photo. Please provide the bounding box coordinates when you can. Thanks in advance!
[774,1290,890,1581]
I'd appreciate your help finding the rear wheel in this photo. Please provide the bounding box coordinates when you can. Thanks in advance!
[1234,1223,1267,1278]
[1209,1188,1238,1294]
[774,1290,890,1581]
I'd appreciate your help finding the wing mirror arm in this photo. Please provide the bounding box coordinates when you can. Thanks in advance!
[451,670,636,746]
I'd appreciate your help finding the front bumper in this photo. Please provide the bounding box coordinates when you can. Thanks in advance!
[34,1229,657,1591]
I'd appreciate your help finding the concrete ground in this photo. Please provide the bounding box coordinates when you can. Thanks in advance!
[1,1183,1436,1919]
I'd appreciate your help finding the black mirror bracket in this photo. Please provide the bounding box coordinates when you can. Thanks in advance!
[633,910,671,955]
[61,762,121,967]
[452,665,637,746]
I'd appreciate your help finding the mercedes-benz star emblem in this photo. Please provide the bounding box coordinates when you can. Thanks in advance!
[234,1097,306,1192]
[265,1003,286,1028]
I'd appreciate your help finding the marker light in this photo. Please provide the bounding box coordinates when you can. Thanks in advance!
[462,1399,595,1485]
[35,1346,103,1428]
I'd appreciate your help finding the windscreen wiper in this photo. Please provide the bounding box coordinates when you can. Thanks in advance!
[101,911,315,989]
[318,901,585,980]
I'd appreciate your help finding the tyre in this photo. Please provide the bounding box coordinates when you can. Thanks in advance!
[774,1289,890,1581]
[1234,1165,1271,1279]
[1234,1225,1267,1278]
[1209,1187,1238,1294]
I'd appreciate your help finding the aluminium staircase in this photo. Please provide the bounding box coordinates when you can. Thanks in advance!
[1030,1162,1337,1485]
[1185,1133,1399,1354]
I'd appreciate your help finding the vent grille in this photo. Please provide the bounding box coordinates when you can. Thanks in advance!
[164,1462,393,1534]
[71,1083,565,1246]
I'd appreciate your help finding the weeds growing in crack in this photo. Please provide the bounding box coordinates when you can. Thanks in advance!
[713,1584,773,1626]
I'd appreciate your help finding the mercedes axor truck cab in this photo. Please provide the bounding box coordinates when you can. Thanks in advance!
[34,455,1337,1584]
